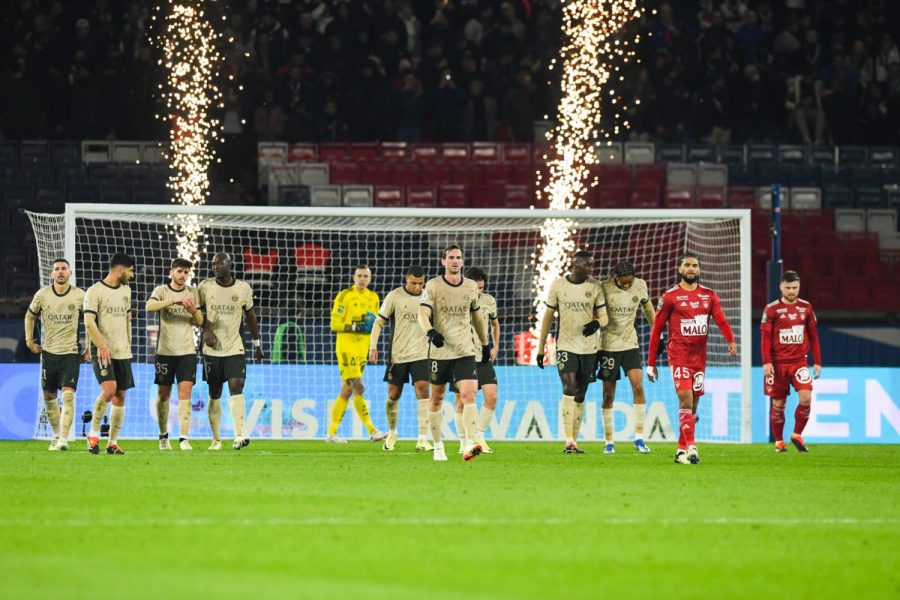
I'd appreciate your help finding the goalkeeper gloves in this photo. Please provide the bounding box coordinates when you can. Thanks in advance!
[363,311,377,333]
[426,329,444,348]
[536,353,544,369]
[481,342,493,363]
[582,319,601,336]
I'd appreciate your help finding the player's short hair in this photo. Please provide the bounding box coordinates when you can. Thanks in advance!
[171,258,193,271]
[612,260,636,279]
[51,258,70,267]
[781,270,801,283]
[406,265,425,278]
[465,267,487,283]
[679,251,700,266]
[441,244,463,259]
[573,250,592,262]
[109,252,135,269]
[354,264,370,273]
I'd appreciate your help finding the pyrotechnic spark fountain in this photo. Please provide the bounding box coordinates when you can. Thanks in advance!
[151,1,224,270]
[531,0,642,325]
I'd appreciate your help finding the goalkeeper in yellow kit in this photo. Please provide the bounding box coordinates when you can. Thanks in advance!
[326,264,388,443]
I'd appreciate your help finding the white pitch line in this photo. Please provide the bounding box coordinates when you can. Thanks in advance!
[0,517,895,528]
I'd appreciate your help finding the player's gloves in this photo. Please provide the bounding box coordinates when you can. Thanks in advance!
[582,319,601,336]
[481,342,493,363]
[349,323,368,333]
[536,353,544,369]
[363,311,377,333]
[426,329,445,348]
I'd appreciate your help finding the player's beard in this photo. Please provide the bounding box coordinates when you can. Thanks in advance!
[679,273,699,284]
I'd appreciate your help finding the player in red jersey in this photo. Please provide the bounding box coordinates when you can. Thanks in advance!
[760,270,821,453]
[646,252,737,465]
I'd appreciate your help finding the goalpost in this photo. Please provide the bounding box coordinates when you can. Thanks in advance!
[27,205,752,443]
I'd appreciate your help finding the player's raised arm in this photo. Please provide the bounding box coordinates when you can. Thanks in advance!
[710,293,736,356]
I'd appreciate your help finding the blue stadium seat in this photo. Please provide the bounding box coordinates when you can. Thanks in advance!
[655,144,684,163]
[837,146,866,167]
[867,147,898,167]
[717,145,745,166]
[786,165,821,187]
[851,166,883,187]
[855,187,886,210]
[686,145,715,163]
[66,183,100,204]
[821,183,853,209]
[132,186,166,204]
[20,141,48,163]
[89,163,119,182]
[778,145,808,165]
[820,167,852,186]
[1,182,32,209]
[881,167,900,186]
[50,142,79,163]
[0,141,18,164]
[100,183,131,204]
[809,147,836,168]
[55,163,86,185]
[728,164,757,187]
[747,144,778,166]
[35,184,65,211]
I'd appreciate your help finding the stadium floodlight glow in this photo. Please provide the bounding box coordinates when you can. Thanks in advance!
[150,0,224,270]
[532,0,641,323]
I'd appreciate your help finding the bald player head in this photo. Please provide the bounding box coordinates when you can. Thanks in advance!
[212,252,234,282]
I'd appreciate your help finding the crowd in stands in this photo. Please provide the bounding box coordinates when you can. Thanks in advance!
[2,1,898,151]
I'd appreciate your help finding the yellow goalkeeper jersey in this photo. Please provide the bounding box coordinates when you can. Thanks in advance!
[331,286,380,356]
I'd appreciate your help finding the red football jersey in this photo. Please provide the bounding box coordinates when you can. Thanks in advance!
[760,298,821,365]
[647,284,735,368]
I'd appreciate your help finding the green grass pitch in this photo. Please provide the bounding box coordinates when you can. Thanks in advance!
[1,440,897,599]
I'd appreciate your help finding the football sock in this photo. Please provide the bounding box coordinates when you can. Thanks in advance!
[178,398,191,439]
[634,402,646,439]
[462,403,479,445]
[230,394,245,438]
[43,396,61,436]
[416,398,429,438]
[328,396,349,436]
[678,408,693,450]
[156,396,169,436]
[208,397,222,441]
[109,405,125,444]
[60,390,75,441]
[385,397,399,433]
[770,403,785,442]
[562,395,575,443]
[428,409,443,443]
[573,401,585,441]
[477,406,494,438]
[602,407,614,443]
[352,394,376,435]
[90,394,108,437]
[454,411,465,442]
[794,404,811,436]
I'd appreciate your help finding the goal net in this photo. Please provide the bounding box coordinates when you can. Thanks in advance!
[27,205,751,443]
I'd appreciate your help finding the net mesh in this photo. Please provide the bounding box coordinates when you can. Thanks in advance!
[27,207,747,443]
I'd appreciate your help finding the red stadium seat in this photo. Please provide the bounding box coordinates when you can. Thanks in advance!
[592,187,629,208]
[697,187,725,208]
[594,164,633,189]
[511,164,537,187]
[472,143,500,163]
[380,142,408,162]
[727,187,756,208]
[871,280,898,311]
[480,163,512,186]
[387,163,421,186]
[410,143,440,162]
[634,163,666,190]
[502,143,532,164]
[533,143,551,165]
[348,143,379,161]
[801,210,834,233]
[421,163,452,185]
[359,162,391,185]
[329,161,359,184]
[318,143,347,162]
[502,184,533,208]
[441,143,471,163]
[470,185,502,208]
[630,186,661,208]
[664,188,695,208]
[438,184,469,208]
[407,185,437,207]
[374,185,406,207]
[243,248,277,275]
[451,165,482,187]
[288,143,317,162]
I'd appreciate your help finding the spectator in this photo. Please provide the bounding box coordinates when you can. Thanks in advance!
[253,90,285,141]
[316,99,348,141]
[432,69,467,142]
[462,80,497,141]
[786,73,825,145]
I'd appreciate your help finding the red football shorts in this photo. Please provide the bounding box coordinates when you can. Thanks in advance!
[765,362,813,398]
[670,364,705,397]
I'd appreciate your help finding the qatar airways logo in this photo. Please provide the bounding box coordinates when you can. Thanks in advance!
[44,313,74,324]
[399,312,419,322]
[680,315,709,336]
[210,303,239,315]
[439,305,469,316]
[562,301,593,312]
[103,306,129,317]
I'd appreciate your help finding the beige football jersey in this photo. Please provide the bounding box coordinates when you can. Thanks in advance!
[150,284,200,356]
[83,281,132,360]
[421,276,481,360]
[379,286,428,364]
[198,278,254,357]
[471,292,498,362]
[28,285,85,354]
[546,276,605,355]
[600,277,650,352]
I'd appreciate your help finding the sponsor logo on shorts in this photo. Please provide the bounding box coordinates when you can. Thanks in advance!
[692,371,705,392]
[795,367,812,384]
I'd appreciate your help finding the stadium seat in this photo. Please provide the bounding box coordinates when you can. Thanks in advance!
[34,184,64,211]
[297,163,329,186]
[656,143,685,163]
[267,165,301,201]
[686,145,715,163]
[387,163,420,186]
[532,142,551,165]
[871,280,898,311]
[502,143,531,164]
[785,164,821,187]
[696,187,725,208]
[727,163,757,187]
[822,183,853,209]
[410,143,440,162]
[717,145,745,166]
[851,166,883,188]
[595,142,623,164]
[348,143,379,162]
[778,145,808,165]
[438,184,469,208]
[756,186,790,210]
[867,209,898,240]
[380,142,408,162]
[277,185,310,207]
[592,187,629,208]
[451,165,483,187]
[89,163,119,183]
[855,187,886,210]
[667,163,696,188]
[120,162,152,183]
[421,163,452,185]
[406,185,436,207]
[310,185,341,206]
[0,141,17,164]
[727,186,755,208]
[140,142,166,164]
[842,238,880,277]
[100,183,131,204]
[633,163,666,189]
[20,141,48,163]
[809,147,836,168]
[112,142,142,163]
[66,183,99,204]
[327,162,357,185]
[747,144,777,167]
[81,141,112,164]
[470,186,502,208]
[835,209,866,233]
[480,163,512,186]
[630,186,661,208]
[837,146,866,167]
[242,248,278,289]
[867,146,898,167]
[882,168,900,186]
[664,188,695,208]
[502,184,533,208]
[510,164,537,186]
[697,164,728,188]
[342,185,373,207]
[318,143,348,162]
[624,142,654,164]
[294,243,330,285]
[596,164,633,189]
[55,163,85,185]
[374,185,406,207]
[359,162,391,186]
[789,188,822,211]
[288,143,317,162]
[472,143,500,163]
[887,187,900,211]
[801,210,834,232]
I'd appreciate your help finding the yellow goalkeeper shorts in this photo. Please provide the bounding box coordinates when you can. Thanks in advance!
[337,351,366,381]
